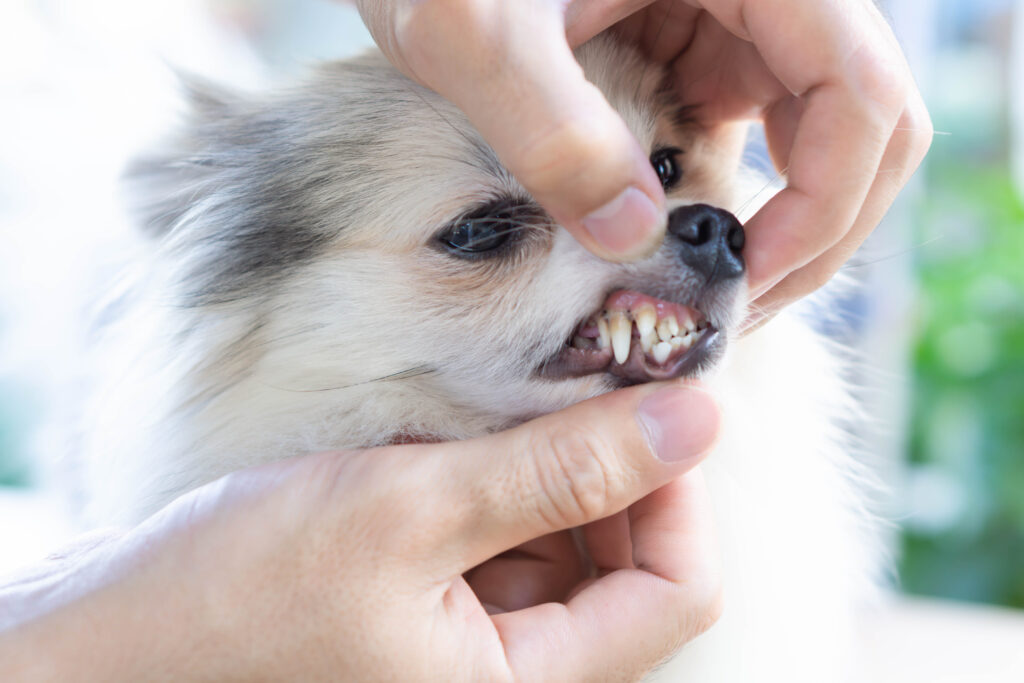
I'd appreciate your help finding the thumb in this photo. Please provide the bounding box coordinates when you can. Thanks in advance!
[358,1,667,261]
[429,383,720,570]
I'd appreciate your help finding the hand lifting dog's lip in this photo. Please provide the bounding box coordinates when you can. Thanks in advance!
[539,202,747,385]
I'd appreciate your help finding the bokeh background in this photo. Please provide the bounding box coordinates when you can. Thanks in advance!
[1,0,1023,677]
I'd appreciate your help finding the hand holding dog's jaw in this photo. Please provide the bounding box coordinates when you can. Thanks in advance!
[0,384,722,681]
[357,0,932,313]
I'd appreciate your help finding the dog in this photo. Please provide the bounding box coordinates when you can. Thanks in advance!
[80,34,879,681]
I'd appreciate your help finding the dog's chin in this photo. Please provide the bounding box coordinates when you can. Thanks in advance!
[536,289,729,385]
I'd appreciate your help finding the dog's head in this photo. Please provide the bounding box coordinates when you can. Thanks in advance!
[127,36,752,443]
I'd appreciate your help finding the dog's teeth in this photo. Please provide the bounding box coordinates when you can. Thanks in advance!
[683,316,697,333]
[674,334,694,350]
[608,311,632,365]
[635,305,656,338]
[657,315,679,342]
[652,341,672,364]
[640,329,657,353]
[597,317,610,350]
[572,335,590,350]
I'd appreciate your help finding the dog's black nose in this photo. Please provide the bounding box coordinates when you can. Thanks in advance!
[668,203,745,285]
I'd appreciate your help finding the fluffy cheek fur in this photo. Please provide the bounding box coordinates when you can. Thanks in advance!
[252,235,617,430]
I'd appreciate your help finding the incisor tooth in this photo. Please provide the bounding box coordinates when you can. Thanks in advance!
[657,315,679,342]
[652,341,672,364]
[640,330,657,353]
[635,305,656,337]
[597,317,610,350]
[608,311,632,365]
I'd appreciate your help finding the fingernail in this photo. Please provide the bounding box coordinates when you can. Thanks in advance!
[582,187,665,258]
[637,386,720,463]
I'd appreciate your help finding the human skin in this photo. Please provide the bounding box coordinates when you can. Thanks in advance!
[1,384,723,681]
[356,0,933,327]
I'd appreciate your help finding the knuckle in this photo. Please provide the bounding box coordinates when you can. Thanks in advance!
[514,109,623,196]
[688,580,726,638]
[846,45,909,126]
[807,262,838,293]
[653,578,725,665]
[904,102,935,162]
[674,575,725,646]
[528,424,622,529]
[397,0,501,68]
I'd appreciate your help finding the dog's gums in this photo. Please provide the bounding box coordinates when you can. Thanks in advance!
[540,290,716,383]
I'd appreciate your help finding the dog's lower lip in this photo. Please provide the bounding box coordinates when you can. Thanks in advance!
[538,327,719,382]
[537,289,720,382]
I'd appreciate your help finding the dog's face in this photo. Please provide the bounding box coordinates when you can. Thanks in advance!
[128,36,751,443]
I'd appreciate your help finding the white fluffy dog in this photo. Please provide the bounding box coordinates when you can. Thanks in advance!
[81,35,877,681]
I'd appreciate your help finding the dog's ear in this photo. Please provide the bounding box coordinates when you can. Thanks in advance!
[119,70,350,304]
[121,74,238,238]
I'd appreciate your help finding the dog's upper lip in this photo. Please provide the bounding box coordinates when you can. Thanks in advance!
[536,289,722,383]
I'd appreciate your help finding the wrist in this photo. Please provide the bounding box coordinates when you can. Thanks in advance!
[0,527,217,682]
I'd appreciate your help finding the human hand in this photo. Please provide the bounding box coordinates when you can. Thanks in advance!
[1,383,722,681]
[357,0,932,324]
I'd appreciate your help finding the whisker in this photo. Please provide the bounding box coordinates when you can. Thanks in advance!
[736,166,788,217]
[893,127,952,136]
[632,2,675,108]
[840,235,944,271]
[453,223,554,250]
[403,81,482,152]
[263,365,437,393]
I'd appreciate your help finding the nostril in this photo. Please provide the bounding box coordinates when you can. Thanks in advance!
[680,218,714,246]
[727,224,745,253]
[668,204,746,285]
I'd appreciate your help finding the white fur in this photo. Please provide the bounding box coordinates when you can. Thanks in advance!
[79,37,879,682]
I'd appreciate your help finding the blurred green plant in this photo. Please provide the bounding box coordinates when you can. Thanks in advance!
[0,389,32,488]
[0,313,32,487]
[904,161,1024,608]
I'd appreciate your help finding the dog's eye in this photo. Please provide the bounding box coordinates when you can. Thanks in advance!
[437,199,545,259]
[439,215,514,255]
[650,147,683,190]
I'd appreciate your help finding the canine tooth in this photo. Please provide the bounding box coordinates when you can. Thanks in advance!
[657,315,679,342]
[608,311,632,364]
[652,341,672,364]
[635,305,656,338]
[597,317,610,350]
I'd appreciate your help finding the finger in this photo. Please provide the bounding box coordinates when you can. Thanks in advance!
[359,0,667,261]
[466,532,585,613]
[564,0,704,62]
[493,470,722,680]
[564,0,657,47]
[680,1,913,295]
[581,509,634,573]
[748,89,933,322]
[428,383,721,571]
